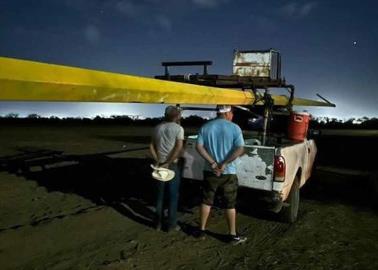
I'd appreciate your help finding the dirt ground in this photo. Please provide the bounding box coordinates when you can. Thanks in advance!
[0,125,377,270]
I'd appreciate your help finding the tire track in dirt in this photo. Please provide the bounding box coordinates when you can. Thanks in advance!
[251,222,291,249]
[215,214,292,270]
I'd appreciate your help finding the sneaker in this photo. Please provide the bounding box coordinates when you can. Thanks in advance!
[193,229,206,240]
[228,234,247,245]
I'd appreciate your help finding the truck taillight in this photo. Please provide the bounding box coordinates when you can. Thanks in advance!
[274,156,286,182]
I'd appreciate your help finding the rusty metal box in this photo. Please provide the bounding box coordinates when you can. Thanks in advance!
[233,49,281,80]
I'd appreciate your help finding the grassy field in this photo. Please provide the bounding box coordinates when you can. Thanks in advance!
[0,124,377,270]
[319,129,378,137]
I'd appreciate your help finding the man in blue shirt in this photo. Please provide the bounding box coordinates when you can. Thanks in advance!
[196,105,247,245]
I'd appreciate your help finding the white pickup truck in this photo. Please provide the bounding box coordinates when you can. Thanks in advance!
[182,135,317,223]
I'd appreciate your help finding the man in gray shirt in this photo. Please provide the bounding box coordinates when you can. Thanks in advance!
[150,106,184,231]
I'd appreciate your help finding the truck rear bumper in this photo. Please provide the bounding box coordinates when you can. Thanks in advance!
[238,187,284,213]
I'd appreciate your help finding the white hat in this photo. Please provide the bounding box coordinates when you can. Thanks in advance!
[216,105,232,113]
[151,164,175,181]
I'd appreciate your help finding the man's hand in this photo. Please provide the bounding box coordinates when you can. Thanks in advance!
[213,163,226,177]
[218,163,226,173]
[211,162,226,177]
[159,162,169,168]
[210,162,218,170]
[219,146,244,172]
[149,142,159,164]
[164,139,183,166]
[210,162,220,176]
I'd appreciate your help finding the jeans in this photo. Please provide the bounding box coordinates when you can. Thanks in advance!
[155,163,181,229]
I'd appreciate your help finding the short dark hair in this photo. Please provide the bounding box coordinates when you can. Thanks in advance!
[164,106,181,121]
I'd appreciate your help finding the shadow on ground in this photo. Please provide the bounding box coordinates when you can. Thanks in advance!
[0,147,208,231]
[0,147,376,233]
[0,149,163,229]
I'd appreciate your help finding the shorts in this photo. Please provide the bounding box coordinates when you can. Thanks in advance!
[201,171,238,209]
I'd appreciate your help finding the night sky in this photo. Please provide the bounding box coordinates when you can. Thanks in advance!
[0,0,377,119]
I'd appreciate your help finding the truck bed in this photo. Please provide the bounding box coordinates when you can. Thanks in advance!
[183,134,317,202]
[243,132,304,148]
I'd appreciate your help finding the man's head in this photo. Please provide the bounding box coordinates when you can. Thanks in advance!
[164,106,182,123]
[216,105,234,121]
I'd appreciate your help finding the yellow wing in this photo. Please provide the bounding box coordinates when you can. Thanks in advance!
[0,57,334,107]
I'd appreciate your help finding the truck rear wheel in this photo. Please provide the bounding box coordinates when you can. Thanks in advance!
[280,176,300,223]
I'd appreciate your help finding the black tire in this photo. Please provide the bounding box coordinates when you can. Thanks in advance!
[280,176,300,223]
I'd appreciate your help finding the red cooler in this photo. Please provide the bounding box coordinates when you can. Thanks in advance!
[288,112,310,141]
